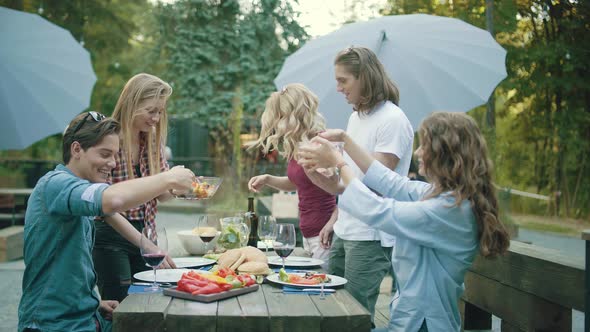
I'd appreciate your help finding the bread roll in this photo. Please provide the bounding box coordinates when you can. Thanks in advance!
[217,249,242,268]
[240,246,268,263]
[237,261,271,275]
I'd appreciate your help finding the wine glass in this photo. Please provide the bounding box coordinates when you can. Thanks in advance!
[273,223,296,269]
[197,214,220,252]
[258,216,277,252]
[140,226,168,292]
[319,273,327,300]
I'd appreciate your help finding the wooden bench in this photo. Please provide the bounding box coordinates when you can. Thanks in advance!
[0,194,25,228]
[0,225,24,262]
[461,240,584,331]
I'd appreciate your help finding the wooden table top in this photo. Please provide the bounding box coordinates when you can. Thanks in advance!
[113,283,371,332]
[113,249,371,332]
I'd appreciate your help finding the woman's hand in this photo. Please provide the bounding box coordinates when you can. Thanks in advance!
[319,220,335,249]
[302,166,344,195]
[99,300,119,321]
[319,208,338,248]
[318,129,346,142]
[248,174,268,193]
[158,253,177,269]
[298,136,344,170]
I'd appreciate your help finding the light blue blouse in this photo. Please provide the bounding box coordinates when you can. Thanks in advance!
[340,161,478,332]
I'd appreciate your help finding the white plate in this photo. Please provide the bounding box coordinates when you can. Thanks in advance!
[266,273,347,288]
[133,269,209,283]
[267,256,324,267]
[173,257,216,268]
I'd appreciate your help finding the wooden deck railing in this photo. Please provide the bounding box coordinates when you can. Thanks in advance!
[461,239,585,331]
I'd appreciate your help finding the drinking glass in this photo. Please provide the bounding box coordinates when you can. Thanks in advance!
[258,215,277,252]
[298,140,344,177]
[197,214,220,252]
[140,226,168,292]
[273,223,296,269]
[319,274,327,300]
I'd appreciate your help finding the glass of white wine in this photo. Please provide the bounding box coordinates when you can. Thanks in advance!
[258,216,277,252]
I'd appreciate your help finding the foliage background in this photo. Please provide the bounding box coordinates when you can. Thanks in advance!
[0,0,588,219]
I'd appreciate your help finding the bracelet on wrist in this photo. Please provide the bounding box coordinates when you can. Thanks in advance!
[336,161,348,171]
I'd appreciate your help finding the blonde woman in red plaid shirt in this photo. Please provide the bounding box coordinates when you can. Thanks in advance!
[93,73,181,302]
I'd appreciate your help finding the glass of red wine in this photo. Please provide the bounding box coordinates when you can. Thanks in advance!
[273,223,296,270]
[197,214,220,252]
[140,226,168,292]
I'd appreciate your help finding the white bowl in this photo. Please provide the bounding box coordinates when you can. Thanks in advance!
[177,229,220,255]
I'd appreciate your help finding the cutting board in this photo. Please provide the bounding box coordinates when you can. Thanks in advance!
[163,284,259,303]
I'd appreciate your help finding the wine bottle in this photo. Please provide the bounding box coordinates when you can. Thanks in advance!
[246,197,259,247]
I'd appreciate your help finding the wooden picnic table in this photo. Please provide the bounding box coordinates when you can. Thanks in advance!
[113,249,372,332]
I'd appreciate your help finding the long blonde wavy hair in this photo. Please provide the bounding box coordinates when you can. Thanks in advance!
[419,112,510,258]
[249,83,326,160]
[112,73,172,178]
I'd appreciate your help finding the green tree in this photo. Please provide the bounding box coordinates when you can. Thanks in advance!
[497,0,590,217]
[0,0,151,160]
[380,0,590,218]
[150,0,308,192]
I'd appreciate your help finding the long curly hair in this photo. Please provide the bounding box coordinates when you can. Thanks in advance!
[249,83,326,160]
[112,73,172,178]
[419,112,509,258]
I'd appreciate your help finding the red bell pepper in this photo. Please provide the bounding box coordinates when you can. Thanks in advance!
[191,283,224,295]
[177,279,201,293]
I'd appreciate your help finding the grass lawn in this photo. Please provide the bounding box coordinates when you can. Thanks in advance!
[510,213,590,237]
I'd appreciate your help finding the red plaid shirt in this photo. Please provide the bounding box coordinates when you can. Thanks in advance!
[108,133,169,229]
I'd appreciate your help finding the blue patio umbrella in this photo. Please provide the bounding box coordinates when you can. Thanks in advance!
[0,6,96,150]
[274,14,507,130]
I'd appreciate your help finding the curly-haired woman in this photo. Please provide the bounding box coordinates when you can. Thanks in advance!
[248,83,337,264]
[298,112,510,332]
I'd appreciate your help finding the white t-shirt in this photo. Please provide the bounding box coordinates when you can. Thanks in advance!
[334,101,414,246]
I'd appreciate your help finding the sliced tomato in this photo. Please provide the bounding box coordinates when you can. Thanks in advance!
[288,275,320,285]
[217,267,236,278]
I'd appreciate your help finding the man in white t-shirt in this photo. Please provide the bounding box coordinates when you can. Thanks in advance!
[309,47,414,324]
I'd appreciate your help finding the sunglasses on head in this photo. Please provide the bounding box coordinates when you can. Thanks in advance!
[71,111,106,135]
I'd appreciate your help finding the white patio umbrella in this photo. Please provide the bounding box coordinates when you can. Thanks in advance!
[0,6,96,150]
[274,14,507,130]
